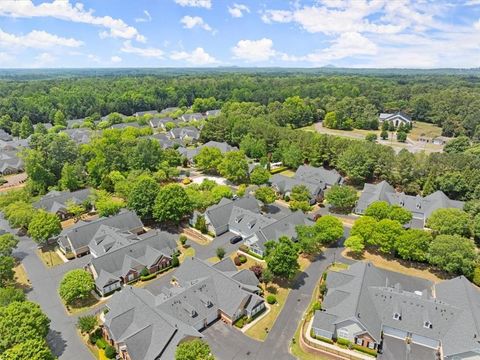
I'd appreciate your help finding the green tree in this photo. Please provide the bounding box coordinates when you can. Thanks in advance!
[426,208,472,238]
[296,215,343,255]
[364,201,391,220]
[153,184,193,224]
[59,163,84,191]
[444,135,470,154]
[19,116,34,139]
[216,247,225,260]
[396,131,407,142]
[474,214,480,241]
[59,269,94,305]
[0,114,12,133]
[350,216,378,243]
[388,205,413,225]
[0,233,18,257]
[28,210,62,245]
[380,129,388,140]
[77,315,98,334]
[264,236,299,279]
[255,187,277,205]
[337,143,375,184]
[249,166,270,185]
[218,151,249,184]
[66,200,86,222]
[427,235,477,276]
[53,110,67,127]
[127,175,159,219]
[0,287,26,307]
[211,185,233,203]
[365,133,377,142]
[128,138,163,171]
[324,185,358,214]
[240,134,267,159]
[369,219,404,254]
[4,201,35,229]
[395,229,432,262]
[0,301,50,353]
[175,339,214,360]
[344,235,365,255]
[194,147,223,173]
[0,256,15,287]
[2,339,55,360]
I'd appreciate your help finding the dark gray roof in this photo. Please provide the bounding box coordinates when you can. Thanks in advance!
[204,197,260,231]
[0,129,12,141]
[181,113,205,122]
[0,151,23,174]
[179,141,238,161]
[91,230,176,288]
[33,188,91,214]
[160,107,179,114]
[61,128,92,144]
[59,210,143,252]
[168,126,200,140]
[355,181,465,226]
[378,335,438,360]
[134,110,159,117]
[149,117,175,128]
[379,111,412,122]
[270,174,323,198]
[228,206,275,237]
[295,165,344,187]
[88,225,140,257]
[104,256,262,360]
[110,122,141,129]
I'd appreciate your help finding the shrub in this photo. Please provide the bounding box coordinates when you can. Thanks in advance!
[239,244,249,253]
[319,283,328,297]
[284,195,290,202]
[249,264,264,279]
[179,235,187,246]
[311,301,322,312]
[314,335,334,344]
[337,338,352,347]
[266,295,277,304]
[140,273,156,281]
[104,344,117,359]
[182,178,192,185]
[234,256,242,266]
[270,166,289,174]
[216,247,225,259]
[140,267,149,277]
[234,316,247,328]
[172,254,180,267]
[96,338,107,349]
[239,254,247,263]
[352,344,377,356]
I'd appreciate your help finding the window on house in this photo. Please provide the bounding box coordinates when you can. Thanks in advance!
[337,328,349,339]
[424,321,433,329]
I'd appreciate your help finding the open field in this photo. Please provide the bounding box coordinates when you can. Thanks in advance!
[409,121,443,140]
[13,262,31,291]
[342,249,449,283]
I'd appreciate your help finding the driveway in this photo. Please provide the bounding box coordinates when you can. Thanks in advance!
[191,231,243,260]
[1,214,94,360]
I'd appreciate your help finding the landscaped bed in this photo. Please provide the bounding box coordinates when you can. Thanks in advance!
[36,244,64,267]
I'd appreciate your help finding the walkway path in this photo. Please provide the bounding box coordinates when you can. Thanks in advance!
[1,214,94,360]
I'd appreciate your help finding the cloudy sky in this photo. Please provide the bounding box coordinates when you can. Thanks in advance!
[0,0,479,68]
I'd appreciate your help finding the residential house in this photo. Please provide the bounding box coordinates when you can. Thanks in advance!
[206,109,221,117]
[270,165,344,204]
[179,141,238,162]
[148,133,182,149]
[0,151,24,175]
[61,128,92,144]
[0,139,28,151]
[378,112,412,127]
[0,129,12,142]
[89,230,177,296]
[245,211,313,257]
[168,126,200,142]
[66,119,85,128]
[33,188,92,219]
[101,257,264,360]
[149,117,177,130]
[312,262,480,359]
[355,181,465,228]
[57,210,144,258]
[180,113,204,122]
[110,122,141,130]
[134,110,159,118]
[160,107,180,115]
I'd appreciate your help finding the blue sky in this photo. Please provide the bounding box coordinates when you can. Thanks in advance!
[0,0,479,68]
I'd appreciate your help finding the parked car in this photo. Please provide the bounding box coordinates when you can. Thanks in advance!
[230,235,242,244]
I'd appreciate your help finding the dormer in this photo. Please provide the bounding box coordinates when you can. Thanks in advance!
[247,220,256,229]
[424,320,433,329]
[393,312,402,321]
[235,215,244,223]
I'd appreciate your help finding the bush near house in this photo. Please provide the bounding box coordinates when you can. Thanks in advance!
[266,295,277,304]
[234,315,247,328]
[352,344,377,356]
[337,338,352,348]
[270,166,289,174]
[104,345,117,359]
[95,338,107,349]
[234,256,242,266]
[311,332,334,344]
[140,273,157,281]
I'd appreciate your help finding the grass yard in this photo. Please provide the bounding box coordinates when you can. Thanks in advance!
[245,281,290,341]
[277,169,296,177]
[36,245,64,267]
[13,262,31,291]
[409,121,442,140]
[65,293,101,315]
[178,245,195,263]
[81,332,108,360]
[342,249,448,283]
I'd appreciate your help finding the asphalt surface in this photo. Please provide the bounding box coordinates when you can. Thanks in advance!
[1,214,94,360]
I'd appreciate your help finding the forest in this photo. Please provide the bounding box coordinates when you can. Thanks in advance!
[0,71,480,139]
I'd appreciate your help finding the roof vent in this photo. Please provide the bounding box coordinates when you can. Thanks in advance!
[393,312,402,321]
[424,320,433,329]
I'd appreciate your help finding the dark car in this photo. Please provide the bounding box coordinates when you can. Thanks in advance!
[229,235,242,244]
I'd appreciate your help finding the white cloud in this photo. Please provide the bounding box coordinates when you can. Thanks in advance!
[111,56,122,63]
[231,38,276,62]
[304,32,378,64]
[120,41,164,59]
[475,19,480,30]
[0,0,145,42]
[261,10,293,24]
[34,52,56,67]
[228,3,250,18]
[170,47,218,65]
[174,0,212,9]
[87,54,101,63]
[135,10,152,23]
[180,16,213,32]
[0,28,83,49]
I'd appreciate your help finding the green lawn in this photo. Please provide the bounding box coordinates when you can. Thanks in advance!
[36,245,64,267]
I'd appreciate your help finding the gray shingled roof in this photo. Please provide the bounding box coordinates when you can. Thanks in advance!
[0,129,12,141]
[88,225,140,257]
[180,141,238,161]
[204,197,260,231]
[59,210,143,252]
[270,174,323,199]
[295,165,344,187]
[34,188,92,214]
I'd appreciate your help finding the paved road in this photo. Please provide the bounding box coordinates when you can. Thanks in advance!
[1,214,94,360]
